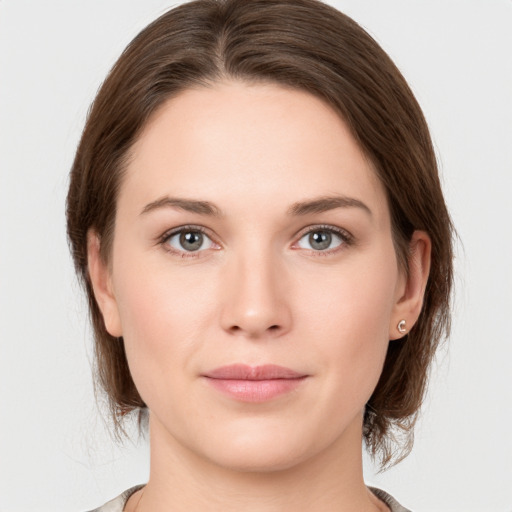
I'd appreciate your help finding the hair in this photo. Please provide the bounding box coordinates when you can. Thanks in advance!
[66,0,453,468]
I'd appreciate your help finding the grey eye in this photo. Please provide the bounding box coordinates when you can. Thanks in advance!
[180,231,203,251]
[166,230,214,252]
[297,230,343,251]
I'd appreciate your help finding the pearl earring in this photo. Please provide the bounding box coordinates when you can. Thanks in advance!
[397,320,407,334]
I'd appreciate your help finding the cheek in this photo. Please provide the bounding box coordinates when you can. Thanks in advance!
[299,249,398,333]
[111,253,219,397]
[296,250,398,400]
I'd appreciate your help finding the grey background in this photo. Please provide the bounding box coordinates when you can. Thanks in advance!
[1,1,511,510]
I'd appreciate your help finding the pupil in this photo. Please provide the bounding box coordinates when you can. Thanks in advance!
[180,231,203,251]
[309,231,331,250]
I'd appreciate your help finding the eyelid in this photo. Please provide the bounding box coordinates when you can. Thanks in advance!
[158,224,221,256]
[291,224,354,252]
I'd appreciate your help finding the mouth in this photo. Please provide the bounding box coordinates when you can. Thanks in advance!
[201,364,308,402]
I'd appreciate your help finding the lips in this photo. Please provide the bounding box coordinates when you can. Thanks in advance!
[202,364,307,402]
[204,364,305,380]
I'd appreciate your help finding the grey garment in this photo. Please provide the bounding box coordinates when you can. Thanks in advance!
[87,484,411,512]
[369,486,412,512]
[87,485,144,512]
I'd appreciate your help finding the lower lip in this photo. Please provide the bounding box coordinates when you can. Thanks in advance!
[204,377,306,402]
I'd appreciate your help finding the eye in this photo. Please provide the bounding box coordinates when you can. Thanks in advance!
[295,227,348,252]
[163,227,217,254]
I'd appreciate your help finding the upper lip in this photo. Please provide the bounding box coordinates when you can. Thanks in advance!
[203,364,306,380]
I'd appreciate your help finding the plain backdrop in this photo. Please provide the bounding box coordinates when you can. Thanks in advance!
[1,1,511,511]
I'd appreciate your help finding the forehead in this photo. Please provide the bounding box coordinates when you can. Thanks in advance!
[120,80,389,224]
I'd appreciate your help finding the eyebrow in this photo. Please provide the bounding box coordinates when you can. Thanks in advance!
[140,194,372,218]
[140,197,222,217]
[287,195,372,217]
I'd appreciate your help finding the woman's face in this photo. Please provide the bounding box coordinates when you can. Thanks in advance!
[91,81,415,471]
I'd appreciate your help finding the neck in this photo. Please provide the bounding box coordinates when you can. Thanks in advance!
[129,413,386,512]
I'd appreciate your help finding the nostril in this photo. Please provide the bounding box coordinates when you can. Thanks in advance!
[227,324,281,335]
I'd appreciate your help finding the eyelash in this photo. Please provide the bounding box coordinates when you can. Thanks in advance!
[159,224,217,258]
[158,224,354,258]
[293,224,354,256]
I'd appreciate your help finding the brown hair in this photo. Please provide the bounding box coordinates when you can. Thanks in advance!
[66,0,453,468]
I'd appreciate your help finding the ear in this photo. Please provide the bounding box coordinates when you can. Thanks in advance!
[389,230,431,340]
[87,230,123,337]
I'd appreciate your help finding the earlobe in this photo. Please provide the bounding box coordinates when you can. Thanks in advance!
[390,230,431,340]
[86,230,123,337]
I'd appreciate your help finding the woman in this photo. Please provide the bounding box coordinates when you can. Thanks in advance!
[66,0,453,510]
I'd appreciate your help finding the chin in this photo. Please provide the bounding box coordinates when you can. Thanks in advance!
[190,418,334,474]
[205,439,311,474]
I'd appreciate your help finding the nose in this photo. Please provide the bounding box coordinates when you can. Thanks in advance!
[219,249,292,339]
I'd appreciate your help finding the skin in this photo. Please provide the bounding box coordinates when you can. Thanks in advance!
[88,80,430,511]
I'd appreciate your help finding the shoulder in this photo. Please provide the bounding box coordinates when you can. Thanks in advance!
[84,485,145,512]
[87,484,409,512]
[368,486,412,512]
